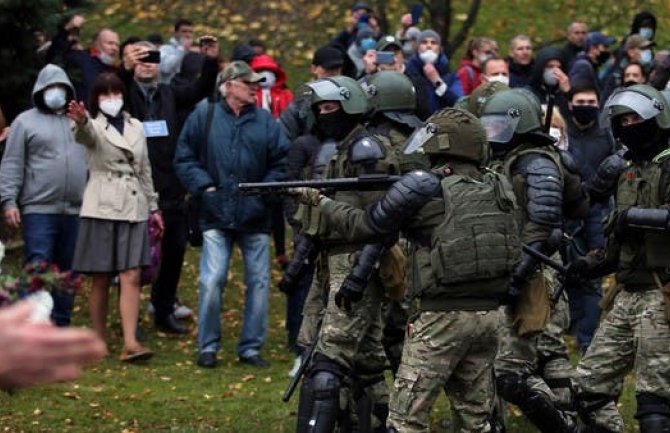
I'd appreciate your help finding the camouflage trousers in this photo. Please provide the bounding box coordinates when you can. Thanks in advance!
[296,254,328,349]
[574,289,670,433]
[388,309,500,433]
[495,276,574,413]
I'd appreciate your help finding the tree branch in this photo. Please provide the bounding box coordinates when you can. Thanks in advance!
[446,0,481,57]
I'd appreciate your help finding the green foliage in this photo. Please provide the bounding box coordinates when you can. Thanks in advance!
[0,0,92,121]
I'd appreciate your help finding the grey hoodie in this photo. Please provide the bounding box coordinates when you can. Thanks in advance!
[0,64,87,215]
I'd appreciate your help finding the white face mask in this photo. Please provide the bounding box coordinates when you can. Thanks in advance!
[259,71,276,89]
[43,87,67,110]
[419,49,438,65]
[486,74,509,86]
[478,53,491,65]
[543,68,558,87]
[99,98,123,117]
[639,27,654,40]
[640,49,653,65]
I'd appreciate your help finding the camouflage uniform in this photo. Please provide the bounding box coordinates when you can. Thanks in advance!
[312,108,520,433]
[573,85,670,433]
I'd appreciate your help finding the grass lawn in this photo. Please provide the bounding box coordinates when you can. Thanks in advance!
[0,246,640,432]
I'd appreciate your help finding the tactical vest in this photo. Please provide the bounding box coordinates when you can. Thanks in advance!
[615,150,670,288]
[302,126,400,249]
[409,171,521,310]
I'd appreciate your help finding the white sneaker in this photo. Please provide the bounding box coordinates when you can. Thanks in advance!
[288,356,302,378]
[173,302,193,319]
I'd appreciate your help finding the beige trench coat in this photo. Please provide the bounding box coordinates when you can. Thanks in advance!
[74,113,158,222]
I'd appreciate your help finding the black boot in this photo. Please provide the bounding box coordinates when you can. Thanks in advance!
[155,314,187,334]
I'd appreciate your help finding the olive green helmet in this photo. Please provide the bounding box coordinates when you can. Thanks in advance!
[603,84,670,130]
[307,76,369,115]
[361,71,417,114]
[467,81,510,118]
[480,88,544,143]
[403,108,489,164]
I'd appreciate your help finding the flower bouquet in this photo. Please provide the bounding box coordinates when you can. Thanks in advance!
[0,257,81,323]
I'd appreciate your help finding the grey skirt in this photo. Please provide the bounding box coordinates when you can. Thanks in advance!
[73,218,150,273]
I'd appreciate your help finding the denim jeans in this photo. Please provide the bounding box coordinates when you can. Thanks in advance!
[198,229,270,358]
[22,213,80,326]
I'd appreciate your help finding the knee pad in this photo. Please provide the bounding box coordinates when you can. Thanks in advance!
[496,373,530,405]
[636,393,670,433]
[312,370,342,401]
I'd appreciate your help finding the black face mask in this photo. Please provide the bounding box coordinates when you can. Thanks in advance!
[317,110,357,141]
[596,50,611,65]
[571,105,599,126]
[623,80,639,88]
[613,118,661,157]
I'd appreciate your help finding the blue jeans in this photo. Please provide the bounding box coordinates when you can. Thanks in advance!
[22,213,80,326]
[198,230,270,358]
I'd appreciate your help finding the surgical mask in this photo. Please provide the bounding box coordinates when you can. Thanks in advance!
[571,105,599,126]
[43,87,67,110]
[259,71,276,89]
[639,27,654,40]
[359,38,376,54]
[99,51,116,66]
[419,49,438,65]
[99,98,123,117]
[543,68,558,87]
[640,49,653,66]
[486,74,509,86]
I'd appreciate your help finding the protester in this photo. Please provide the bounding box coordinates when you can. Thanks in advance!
[405,29,463,119]
[0,64,87,327]
[250,54,293,118]
[528,46,571,118]
[508,35,534,88]
[174,61,288,369]
[67,73,163,363]
[159,18,194,84]
[622,61,647,85]
[120,39,219,333]
[456,37,499,95]
[562,21,589,68]
[332,1,374,49]
[47,15,120,106]
[569,31,615,93]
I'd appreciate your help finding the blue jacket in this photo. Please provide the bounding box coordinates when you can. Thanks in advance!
[405,53,463,119]
[174,99,289,233]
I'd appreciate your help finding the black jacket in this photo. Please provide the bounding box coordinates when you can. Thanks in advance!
[122,58,218,208]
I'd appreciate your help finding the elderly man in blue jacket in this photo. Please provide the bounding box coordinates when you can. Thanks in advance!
[175,61,289,369]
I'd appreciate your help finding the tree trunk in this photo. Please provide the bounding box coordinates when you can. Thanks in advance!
[374,0,390,35]
[448,0,482,57]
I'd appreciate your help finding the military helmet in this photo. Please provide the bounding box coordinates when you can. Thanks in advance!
[403,108,488,164]
[467,81,510,118]
[361,71,417,113]
[602,84,670,130]
[307,76,368,115]
[480,88,544,143]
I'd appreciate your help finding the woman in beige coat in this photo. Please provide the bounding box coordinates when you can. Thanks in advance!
[67,73,163,362]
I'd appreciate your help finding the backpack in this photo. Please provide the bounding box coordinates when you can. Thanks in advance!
[430,171,521,289]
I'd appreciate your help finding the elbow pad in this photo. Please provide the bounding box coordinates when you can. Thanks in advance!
[523,156,563,228]
[367,170,441,233]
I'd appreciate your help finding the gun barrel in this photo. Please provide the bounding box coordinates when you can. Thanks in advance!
[238,175,401,195]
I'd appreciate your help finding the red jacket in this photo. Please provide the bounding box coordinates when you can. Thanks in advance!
[250,54,293,118]
[455,59,482,96]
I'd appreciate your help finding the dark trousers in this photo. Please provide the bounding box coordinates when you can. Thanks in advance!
[271,203,286,257]
[22,213,79,326]
[151,206,188,320]
[286,261,313,355]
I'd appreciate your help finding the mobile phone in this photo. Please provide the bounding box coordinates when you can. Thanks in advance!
[143,50,161,64]
[376,51,395,65]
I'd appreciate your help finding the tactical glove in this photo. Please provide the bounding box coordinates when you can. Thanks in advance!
[335,275,365,312]
[287,187,323,206]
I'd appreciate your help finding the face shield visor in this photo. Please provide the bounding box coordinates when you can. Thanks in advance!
[402,122,438,154]
[480,109,521,143]
[600,89,664,128]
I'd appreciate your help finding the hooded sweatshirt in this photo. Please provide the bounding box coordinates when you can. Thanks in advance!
[250,54,294,118]
[0,64,87,215]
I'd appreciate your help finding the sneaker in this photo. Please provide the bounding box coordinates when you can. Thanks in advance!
[288,356,302,378]
[173,301,193,320]
[239,355,270,369]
